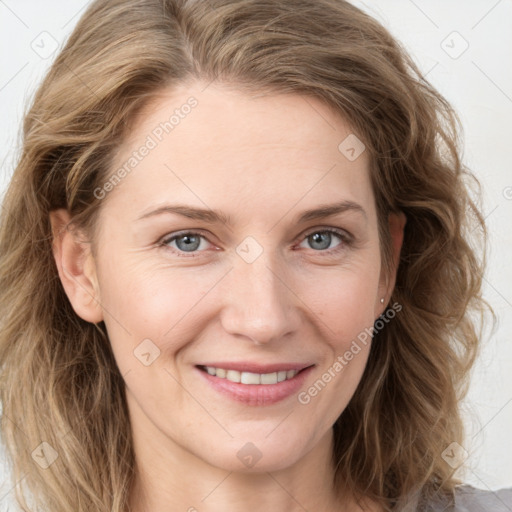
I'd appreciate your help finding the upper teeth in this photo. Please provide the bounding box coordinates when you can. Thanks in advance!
[204,367,298,385]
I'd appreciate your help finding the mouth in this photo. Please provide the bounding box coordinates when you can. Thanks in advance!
[196,364,311,385]
[195,363,315,406]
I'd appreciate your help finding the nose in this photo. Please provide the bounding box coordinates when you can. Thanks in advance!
[219,250,300,345]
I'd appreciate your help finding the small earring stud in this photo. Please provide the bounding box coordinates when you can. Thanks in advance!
[380,298,385,304]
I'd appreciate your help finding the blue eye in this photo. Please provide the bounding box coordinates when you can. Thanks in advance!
[160,227,351,257]
[161,232,211,255]
[299,228,350,252]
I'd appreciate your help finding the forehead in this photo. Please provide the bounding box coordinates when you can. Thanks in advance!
[103,81,375,222]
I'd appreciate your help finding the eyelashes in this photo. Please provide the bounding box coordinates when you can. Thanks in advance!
[159,227,354,258]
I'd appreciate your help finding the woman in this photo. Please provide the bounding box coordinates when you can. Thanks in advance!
[0,0,510,510]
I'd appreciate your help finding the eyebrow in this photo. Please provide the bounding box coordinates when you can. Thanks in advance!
[136,200,367,225]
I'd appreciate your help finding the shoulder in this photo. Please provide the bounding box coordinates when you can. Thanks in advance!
[452,484,512,511]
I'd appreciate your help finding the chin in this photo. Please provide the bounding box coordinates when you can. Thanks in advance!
[197,430,316,474]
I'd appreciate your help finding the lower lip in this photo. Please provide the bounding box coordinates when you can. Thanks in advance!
[195,366,314,406]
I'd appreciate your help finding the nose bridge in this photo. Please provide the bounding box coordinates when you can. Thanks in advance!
[220,238,297,344]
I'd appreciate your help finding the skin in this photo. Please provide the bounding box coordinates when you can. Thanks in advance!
[50,80,406,512]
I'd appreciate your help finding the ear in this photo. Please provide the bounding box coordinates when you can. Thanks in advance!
[376,211,406,314]
[49,208,104,323]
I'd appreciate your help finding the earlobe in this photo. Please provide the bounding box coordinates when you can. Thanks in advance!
[49,209,104,324]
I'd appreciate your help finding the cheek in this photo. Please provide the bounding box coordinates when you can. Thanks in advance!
[97,259,222,358]
[304,261,381,343]
[293,269,378,431]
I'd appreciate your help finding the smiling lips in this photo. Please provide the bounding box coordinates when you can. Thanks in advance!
[200,365,300,385]
[196,362,314,405]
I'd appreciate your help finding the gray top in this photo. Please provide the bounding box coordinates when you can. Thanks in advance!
[408,485,512,511]
[1,483,511,510]
[443,485,512,511]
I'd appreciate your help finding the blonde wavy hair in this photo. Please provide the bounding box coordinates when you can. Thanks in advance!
[0,0,492,510]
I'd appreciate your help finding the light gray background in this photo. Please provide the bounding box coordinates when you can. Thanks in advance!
[1,0,511,508]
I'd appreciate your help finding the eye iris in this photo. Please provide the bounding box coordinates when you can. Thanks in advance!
[309,232,331,250]
[176,234,201,252]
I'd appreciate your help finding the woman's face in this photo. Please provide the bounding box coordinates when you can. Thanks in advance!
[73,81,401,473]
